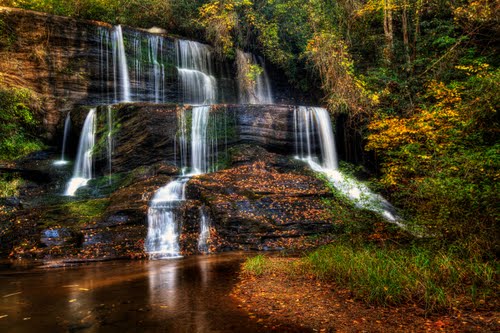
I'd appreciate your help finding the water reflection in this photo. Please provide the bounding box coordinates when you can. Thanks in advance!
[0,254,268,333]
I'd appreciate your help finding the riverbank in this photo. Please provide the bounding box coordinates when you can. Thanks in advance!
[231,251,499,332]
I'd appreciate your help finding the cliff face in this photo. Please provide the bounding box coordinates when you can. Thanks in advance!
[1,103,338,259]
[0,7,237,140]
[0,7,106,138]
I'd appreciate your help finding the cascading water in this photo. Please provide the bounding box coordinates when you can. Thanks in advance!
[148,36,165,103]
[146,178,187,259]
[198,209,210,253]
[295,106,403,226]
[64,109,96,196]
[112,25,131,102]
[107,106,113,184]
[176,40,217,104]
[237,50,273,104]
[146,106,212,258]
[54,113,71,165]
[190,105,210,175]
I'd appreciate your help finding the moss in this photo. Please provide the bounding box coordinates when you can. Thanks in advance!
[37,198,110,228]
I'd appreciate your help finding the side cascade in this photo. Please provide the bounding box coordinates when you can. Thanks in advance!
[236,50,273,104]
[111,25,131,102]
[54,112,71,165]
[146,105,212,259]
[176,40,217,104]
[107,105,113,184]
[64,108,97,196]
[198,208,211,253]
[294,106,405,227]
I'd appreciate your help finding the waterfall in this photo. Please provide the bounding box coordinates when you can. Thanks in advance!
[176,40,217,104]
[112,25,131,102]
[98,28,111,103]
[190,105,210,175]
[64,109,96,196]
[237,50,273,104]
[295,106,403,225]
[197,209,210,253]
[146,106,212,258]
[107,106,113,184]
[148,35,165,103]
[145,178,187,259]
[54,113,71,165]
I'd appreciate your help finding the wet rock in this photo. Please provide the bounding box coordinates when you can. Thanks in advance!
[186,145,336,250]
[3,197,20,207]
[40,227,82,248]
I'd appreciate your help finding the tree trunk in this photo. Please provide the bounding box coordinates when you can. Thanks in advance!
[383,0,394,64]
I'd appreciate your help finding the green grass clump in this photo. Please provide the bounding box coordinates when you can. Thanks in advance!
[243,243,498,312]
[305,243,497,311]
[243,254,268,275]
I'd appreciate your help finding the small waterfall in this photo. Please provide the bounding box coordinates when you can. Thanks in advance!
[190,105,210,175]
[237,50,273,104]
[65,109,96,196]
[107,106,113,184]
[146,106,212,258]
[146,178,188,259]
[54,113,71,165]
[295,106,403,225]
[148,35,165,103]
[176,40,217,104]
[112,25,131,102]
[197,209,210,253]
[98,28,111,103]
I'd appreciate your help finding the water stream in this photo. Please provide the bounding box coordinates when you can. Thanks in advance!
[64,108,96,196]
[146,106,212,258]
[176,40,217,104]
[236,50,273,104]
[294,106,403,226]
[112,25,131,102]
[53,112,71,166]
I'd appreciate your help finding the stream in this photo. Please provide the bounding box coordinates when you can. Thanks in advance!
[0,253,274,332]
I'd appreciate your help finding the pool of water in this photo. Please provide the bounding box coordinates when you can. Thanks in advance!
[0,253,274,332]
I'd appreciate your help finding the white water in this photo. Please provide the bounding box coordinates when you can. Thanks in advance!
[295,106,403,226]
[107,106,113,184]
[112,25,131,102]
[54,113,71,166]
[198,209,210,253]
[64,109,96,196]
[146,106,212,258]
[190,105,210,175]
[176,40,217,104]
[146,178,187,259]
[237,50,273,104]
[148,36,165,103]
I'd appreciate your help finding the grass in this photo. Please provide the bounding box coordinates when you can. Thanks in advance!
[0,175,24,197]
[242,242,498,312]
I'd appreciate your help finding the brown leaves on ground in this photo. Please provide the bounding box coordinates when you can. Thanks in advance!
[231,260,500,332]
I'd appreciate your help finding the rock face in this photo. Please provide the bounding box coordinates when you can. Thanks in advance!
[0,103,341,260]
[0,7,304,142]
[187,145,336,250]
[69,103,304,176]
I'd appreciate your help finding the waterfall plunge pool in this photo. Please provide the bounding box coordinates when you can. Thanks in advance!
[0,253,288,333]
